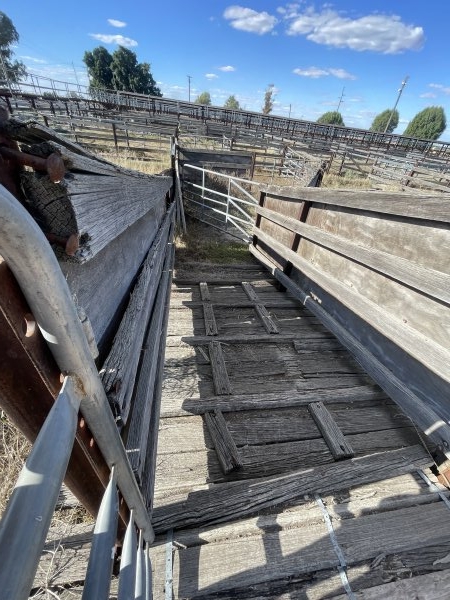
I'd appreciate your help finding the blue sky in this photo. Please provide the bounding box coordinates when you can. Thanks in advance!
[3,1,450,138]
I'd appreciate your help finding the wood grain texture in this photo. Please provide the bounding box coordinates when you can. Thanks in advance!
[308,401,354,459]
[152,444,429,531]
[208,341,232,395]
[241,281,279,334]
[204,410,242,473]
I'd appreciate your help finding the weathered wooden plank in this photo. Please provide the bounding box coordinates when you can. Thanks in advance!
[100,204,175,424]
[242,281,279,334]
[209,341,232,395]
[154,425,423,498]
[252,228,450,398]
[263,186,450,222]
[152,444,429,531]
[256,204,450,304]
[161,385,386,417]
[204,410,242,473]
[308,401,354,459]
[331,569,450,600]
[125,225,174,473]
[199,282,218,335]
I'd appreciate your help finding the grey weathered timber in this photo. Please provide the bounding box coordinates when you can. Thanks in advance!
[209,341,232,395]
[2,118,172,263]
[263,186,450,222]
[308,401,354,459]
[101,204,175,424]
[241,281,279,333]
[256,204,450,305]
[330,569,450,600]
[204,410,242,473]
[250,245,450,455]
[199,282,218,335]
[252,228,450,401]
[62,205,165,348]
[125,224,175,474]
[151,445,429,532]
[142,242,176,510]
[170,500,449,598]
[163,384,384,418]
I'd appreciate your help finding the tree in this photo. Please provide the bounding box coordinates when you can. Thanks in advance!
[195,91,211,105]
[403,106,447,140]
[317,111,345,126]
[224,95,240,110]
[0,12,26,83]
[262,84,274,115]
[83,45,161,96]
[83,46,113,89]
[370,109,399,133]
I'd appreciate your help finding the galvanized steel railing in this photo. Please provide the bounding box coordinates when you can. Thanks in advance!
[181,163,260,241]
[0,183,155,598]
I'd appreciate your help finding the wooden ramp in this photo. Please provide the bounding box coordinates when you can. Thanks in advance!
[150,260,450,599]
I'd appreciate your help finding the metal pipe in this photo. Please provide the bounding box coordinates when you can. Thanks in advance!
[135,530,146,600]
[82,468,119,600]
[145,544,153,600]
[0,184,154,542]
[118,511,137,600]
[0,376,79,600]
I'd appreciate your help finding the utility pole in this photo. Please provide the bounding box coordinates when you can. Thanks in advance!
[187,75,192,102]
[337,87,345,113]
[384,75,409,133]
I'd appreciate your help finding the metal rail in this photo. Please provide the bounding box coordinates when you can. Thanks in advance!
[181,163,260,241]
[4,72,450,156]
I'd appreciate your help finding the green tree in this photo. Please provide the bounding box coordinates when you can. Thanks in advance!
[195,91,211,105]
[262,84,274,115]
[403,106,447,140]
[83,45,161,96]
[317,111,345,126]
[0,12,26,83]
[370,109,399,133]
[83,46,113,89]
[224,95,240,110]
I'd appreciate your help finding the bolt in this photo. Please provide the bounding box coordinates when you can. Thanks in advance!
[45,232,79,256]
[0,146,65,183]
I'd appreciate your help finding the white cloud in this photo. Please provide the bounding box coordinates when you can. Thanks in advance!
[429,83,450,95]
[219,65,236,72]
[223,6,278,35]
[420,92,437,99]
[293,66,356,80]
[20,55,47,64]
[108,19,127,28]
[284,7,424,54]
[89,33,138,47]
[206,73,219,80]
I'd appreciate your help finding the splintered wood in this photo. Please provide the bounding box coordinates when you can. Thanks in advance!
[152,261,447,599]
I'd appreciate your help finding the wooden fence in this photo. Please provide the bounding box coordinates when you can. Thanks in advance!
[251,186,450,464]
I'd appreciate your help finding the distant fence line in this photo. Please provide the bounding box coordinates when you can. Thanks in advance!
[3,72,450,156]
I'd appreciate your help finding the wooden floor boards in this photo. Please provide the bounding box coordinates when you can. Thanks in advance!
[152,260,450,599]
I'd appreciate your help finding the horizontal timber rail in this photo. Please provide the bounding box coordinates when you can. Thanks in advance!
[3,72,450,156]
[251,185,450,465]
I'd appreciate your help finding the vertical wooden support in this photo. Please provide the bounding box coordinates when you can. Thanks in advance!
[209,341,232,395]
[308,401,354,460]
[204,410,242,473]
[241,281,279,334]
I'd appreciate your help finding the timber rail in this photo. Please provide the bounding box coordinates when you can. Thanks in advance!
[0,103,450,597]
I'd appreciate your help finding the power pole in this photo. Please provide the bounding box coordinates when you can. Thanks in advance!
[187,75,192,102]
[383,75,409,133]
[337,87,345,113]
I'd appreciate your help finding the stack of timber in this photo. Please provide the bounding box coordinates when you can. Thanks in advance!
[150,257,450,599]
[0,113,175,524]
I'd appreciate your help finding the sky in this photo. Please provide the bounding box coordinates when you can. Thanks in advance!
[3,1,450,139]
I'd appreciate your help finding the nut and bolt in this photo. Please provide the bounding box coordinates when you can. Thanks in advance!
[0,146,65,183]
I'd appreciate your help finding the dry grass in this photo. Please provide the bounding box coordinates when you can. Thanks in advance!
[96,148,171,175]
[175,218,250,264]
[0,411,30,515]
